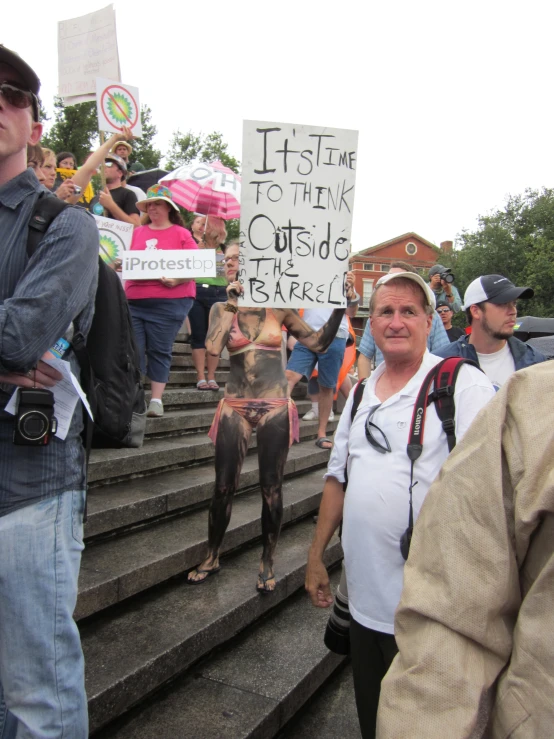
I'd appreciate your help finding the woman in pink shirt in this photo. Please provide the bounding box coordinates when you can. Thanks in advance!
[125,185,197,417]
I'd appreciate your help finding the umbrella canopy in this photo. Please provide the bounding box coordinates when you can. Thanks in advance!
[513,316,554,340]
[526,336,554,359]
[127,168,168,192]
[160,161,241,220]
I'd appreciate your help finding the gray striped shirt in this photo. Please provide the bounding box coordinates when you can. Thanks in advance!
[0,168,99,516]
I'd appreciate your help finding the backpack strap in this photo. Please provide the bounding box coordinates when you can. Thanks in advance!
[26,192,70,258]
[426,357,481,452]
[350,378,367,423]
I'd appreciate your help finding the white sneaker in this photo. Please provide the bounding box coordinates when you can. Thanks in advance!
[329,410,335,422]
[303,409,319,421]
[147,399,164,418]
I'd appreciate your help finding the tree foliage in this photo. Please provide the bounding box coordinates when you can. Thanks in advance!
[41,97,98,164]
[447,188,554,318]
[129,105,162,170]
[165,130,240,173]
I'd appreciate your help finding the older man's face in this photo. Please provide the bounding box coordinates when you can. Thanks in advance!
[370,280,432,363]
[0,63,42,164]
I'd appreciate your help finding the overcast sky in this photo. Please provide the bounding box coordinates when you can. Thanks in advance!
[4,0,554,252]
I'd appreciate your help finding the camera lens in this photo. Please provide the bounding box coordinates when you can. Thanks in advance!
[19,411,49,441]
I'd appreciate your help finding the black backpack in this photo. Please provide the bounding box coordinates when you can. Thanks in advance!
[27,192,146,452]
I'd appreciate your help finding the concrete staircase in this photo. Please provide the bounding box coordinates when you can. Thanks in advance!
[80,332,348,737]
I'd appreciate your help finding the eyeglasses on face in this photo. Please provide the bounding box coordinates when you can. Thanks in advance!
[223,255,239,264]
[437,308,451,314]
[0,81,39,121]
[365,404,391,454]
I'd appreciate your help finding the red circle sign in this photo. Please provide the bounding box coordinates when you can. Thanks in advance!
[100,85,139,131]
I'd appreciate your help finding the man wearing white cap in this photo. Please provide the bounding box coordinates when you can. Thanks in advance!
[305,271,494,738]
[437,274,545,390]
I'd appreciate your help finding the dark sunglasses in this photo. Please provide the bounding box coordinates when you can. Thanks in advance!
[365,404,391,454]
[437,308,451,314]
[0,81,39,121]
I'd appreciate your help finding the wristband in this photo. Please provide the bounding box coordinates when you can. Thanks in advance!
[224,302,239,314]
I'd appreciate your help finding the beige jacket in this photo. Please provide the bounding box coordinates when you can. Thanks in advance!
[377,362,554,739]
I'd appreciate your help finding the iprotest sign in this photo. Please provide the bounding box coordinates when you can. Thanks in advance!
[238,121,358,308]
[58,4,120,104]
[93,215,134,264]
[96,78,142,136]
[122,250,217,280]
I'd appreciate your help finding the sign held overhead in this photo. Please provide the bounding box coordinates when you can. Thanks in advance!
[239,120,358,308]
[96,78,142,136]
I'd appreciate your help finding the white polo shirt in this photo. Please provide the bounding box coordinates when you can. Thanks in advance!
[326,351,495,634]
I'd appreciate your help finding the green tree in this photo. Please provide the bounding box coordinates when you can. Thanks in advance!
[452,188,554,317]
[41,97,98,164]
[165,130,240,173]
[129,105,162,170]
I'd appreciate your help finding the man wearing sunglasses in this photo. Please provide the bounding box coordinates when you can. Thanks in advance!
[88,153,140,226]
[435,300,464,342]
[0,46,98,736]
[305,271,494,738]
[436,274,545,391]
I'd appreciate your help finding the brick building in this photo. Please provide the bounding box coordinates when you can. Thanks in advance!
[349,232,453,339]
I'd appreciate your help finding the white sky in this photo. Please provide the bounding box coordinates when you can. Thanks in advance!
[4,0,554,252]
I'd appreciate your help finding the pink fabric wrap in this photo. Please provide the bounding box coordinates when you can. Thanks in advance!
[208,398,299,447]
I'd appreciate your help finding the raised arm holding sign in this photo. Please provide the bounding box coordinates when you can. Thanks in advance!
[187,241,356,592]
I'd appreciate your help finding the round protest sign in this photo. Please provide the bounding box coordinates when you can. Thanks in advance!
[100,84,139,131]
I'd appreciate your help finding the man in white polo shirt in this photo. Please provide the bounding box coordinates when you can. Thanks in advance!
[305,271,494,739]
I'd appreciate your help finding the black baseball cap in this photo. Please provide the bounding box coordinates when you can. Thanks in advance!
[462,275,534,310]
[0,45,40,95]
[436,300,452,311]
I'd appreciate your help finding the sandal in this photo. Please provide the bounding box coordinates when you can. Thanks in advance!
[256,572,276,594]
[207,379,220,390]
[196,379,210,390]
[187,565,221,584]
[315,437,333,449]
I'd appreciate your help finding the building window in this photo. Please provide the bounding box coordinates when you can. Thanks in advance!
[362,279,373,307]
[406,242,417,255]
[381,264,390,272]
[363,263,374,271]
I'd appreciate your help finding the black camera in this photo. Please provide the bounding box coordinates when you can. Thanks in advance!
[400,525,413,561]
[440,269,455,284]
[13,388,57,446]
[324,579,351,655]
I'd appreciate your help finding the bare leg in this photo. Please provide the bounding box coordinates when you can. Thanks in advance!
[316,386,334,448]
[285,369,302,396]
[187,407,251,582]
[150,380,166,402]
[255,405,290,592]
[339,374,352,399]
[206,352,220,383]
[192,347,207,383]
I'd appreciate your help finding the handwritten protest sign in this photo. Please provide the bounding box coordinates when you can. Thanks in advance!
[58,4,120,104]
[93,215,134,264]
[96,78,142,136]
[239,121,358,308]
[122,251,217,280]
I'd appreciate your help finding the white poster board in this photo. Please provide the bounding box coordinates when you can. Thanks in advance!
[239,121,358,308]
[122,250,217,280]
[93,215,134,264]
[96,78,142,136]
[58,4,120,103]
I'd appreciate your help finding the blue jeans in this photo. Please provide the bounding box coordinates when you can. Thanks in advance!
[128,297,194,383]
[0,490,87,738]
[286,336,347,389]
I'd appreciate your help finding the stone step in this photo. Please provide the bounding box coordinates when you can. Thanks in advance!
[144,369,229,388]
[78,469,327,621]
[88,410,335,485]
[171,354,230,369]
[172,342,192,354]
[85,435,330,539]
[82,519,342,735]
[142,384,307,411]
[280,662,360,739]
[100,570,345,739]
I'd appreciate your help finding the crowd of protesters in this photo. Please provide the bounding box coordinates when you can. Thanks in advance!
[4,41,554,739]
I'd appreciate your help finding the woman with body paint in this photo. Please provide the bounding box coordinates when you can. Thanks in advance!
[187,240,355,592]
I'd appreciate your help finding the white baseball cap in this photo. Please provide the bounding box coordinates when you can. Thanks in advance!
[375,271,436,308]
[462,275,534,310]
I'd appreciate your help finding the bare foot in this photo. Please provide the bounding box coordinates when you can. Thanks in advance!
[187,558,220,584]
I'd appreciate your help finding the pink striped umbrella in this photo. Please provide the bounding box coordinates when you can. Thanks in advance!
[159,160,241,220]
